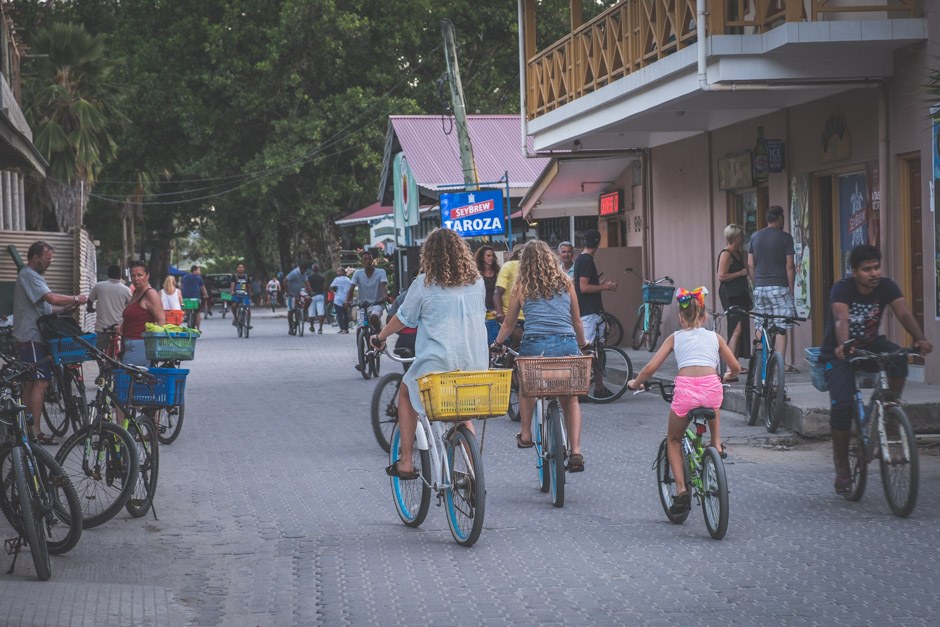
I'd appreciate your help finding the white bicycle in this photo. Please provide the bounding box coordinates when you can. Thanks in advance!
[379,349,509,547]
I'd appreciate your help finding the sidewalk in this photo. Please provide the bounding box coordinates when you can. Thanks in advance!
[622,347,940,436]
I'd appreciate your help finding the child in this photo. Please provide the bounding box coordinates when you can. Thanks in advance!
[627,287,740,513]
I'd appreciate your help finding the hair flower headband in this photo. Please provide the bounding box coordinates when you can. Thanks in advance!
[676,286,708,308]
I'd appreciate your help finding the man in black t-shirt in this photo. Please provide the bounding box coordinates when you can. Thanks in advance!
[306,264,327,333]
[822,245,931,496]
[573,229,617,346]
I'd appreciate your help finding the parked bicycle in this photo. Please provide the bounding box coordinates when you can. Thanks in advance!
[639,379,729,540]
[734,307,805,432]
[627,268,675,352]
[355,302,384,379]
[378,348,506,547]
[599,307,623,347]
[0,358,83,580]
[584,316,633,404]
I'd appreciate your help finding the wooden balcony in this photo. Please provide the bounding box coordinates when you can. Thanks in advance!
[524,0,917,120]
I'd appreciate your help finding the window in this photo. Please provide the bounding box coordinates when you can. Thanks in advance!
[727,186,768,245]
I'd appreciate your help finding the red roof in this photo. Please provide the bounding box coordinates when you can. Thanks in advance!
[335,202,391,225]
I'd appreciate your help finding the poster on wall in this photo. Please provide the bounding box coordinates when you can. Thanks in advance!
[838,172,869,277]
[867,165,880,248]
[790,175,811,319]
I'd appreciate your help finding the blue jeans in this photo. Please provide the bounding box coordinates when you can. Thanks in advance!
[519,334,579,357]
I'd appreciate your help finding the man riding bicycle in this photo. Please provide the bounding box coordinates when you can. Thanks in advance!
[229,263,252,326]
[283,261,311,335]
[350,251,388,332]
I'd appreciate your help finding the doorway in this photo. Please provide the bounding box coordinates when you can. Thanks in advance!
[900,155,924,364]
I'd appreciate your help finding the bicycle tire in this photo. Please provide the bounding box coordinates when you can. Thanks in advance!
[630,305,647,350]
[297,308,304,336]
[370,344,381,378]
[66,366,89,434]
[125,415,159,518]
[745,348,762,426]
[156,404,185,445]
[535,402,549,493]
[42,370,69,437]
[845,413,868,502]
[244,307,251,339]
[604,313,624,347]
[445,424,485,547]
[655,439,690,524]
[54,420,140,529]
[701,447,729,539]
[507,376,520,422]
[371,373,401,453]
[356,332,371,380]
[585,346,633,403]
[764,352,786,433]
[879,404,919,517]
[12,446,51,580]
[236,307,244,337]
[0,444,83,556]
[547,400,565,508]
[388,423,430,527]
[647,306,663,352]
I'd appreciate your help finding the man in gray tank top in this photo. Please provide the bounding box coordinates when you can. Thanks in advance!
[747,205,796,369]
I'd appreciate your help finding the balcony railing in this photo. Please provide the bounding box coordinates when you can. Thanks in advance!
[525,0,917,120]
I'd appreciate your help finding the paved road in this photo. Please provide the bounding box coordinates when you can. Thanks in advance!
[2,310,938,625]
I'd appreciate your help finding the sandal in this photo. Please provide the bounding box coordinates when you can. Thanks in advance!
[669,491,691,514]
[516,433,534,449]
[34,432,58,446]
[785,365,800,374]
[385,461,419,480]
[711,443,728,459]
[834,475,853,496]
[567,453,585,473]
[738,367,748,375]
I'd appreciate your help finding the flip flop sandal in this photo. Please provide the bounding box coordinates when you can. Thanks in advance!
[385,461,419,480]
[713,443,728,459]
[516,433,534,449]
[785,365,800,374]
[834,475,853,495]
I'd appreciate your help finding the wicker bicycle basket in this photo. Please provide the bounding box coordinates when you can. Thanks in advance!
[515,355,593,398]
[418,369,512,421]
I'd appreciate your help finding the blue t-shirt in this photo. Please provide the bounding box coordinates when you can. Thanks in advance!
[822,277,903,353]
[180,273,205,299]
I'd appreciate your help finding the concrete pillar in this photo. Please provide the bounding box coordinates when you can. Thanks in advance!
[0,172,6,229]
[17,173,25,231]
[3,172,14,230]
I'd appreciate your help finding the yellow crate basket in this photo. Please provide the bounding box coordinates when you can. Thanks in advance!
[514,355,593,398]
[418,369,512,421]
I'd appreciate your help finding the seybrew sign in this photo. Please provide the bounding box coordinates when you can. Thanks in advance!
[440,190,505,237]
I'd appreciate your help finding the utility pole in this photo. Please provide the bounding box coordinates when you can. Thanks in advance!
[441,19,478,191]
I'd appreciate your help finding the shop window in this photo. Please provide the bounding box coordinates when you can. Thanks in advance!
[573,216,599,248]
[536,217,570,248]
[727,186,768,245]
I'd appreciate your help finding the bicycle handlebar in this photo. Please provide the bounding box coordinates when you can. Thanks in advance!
[625,268,673,285]
[69,334,156,384]
[631,378,675,402]
[374,347,416,365]
[841,340,917,365]
[726,306,806,323]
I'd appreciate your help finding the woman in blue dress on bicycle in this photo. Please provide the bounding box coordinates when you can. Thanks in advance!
[372,228,488,480]
[627,287,739,513]
[492,240,588,472]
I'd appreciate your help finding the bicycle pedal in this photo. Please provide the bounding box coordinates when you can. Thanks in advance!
[4,536,23,556]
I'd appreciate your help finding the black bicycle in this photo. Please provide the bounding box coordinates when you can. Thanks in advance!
[355,302,383,379]
[585,317,633,404]
[370,347,413,453]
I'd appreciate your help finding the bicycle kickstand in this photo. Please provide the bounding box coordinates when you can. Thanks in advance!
[4,535,23,574]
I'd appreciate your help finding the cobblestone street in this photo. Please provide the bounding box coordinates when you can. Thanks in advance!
[2,310,938,626]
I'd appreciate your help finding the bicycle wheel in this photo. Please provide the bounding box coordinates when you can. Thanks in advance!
[11,447,51,580]
[745,347,762,426]
[65,366,89,433]
[54,420,140,529]
[236,307,244,337]
[244,308,251,338]
[370,343,381,378]
[388,422,430,527]
[585,346,633,403]
[155,404,185,445]
[630,305,647,350]
[655,439,690,524]
[445,424,485,547]
[547,400,565,508]
[763,352,785,433]
[844,414,868,502]
[125,415,159,518]
[297,309,304,336]
[42,370,69,438]
[507,376,520,422]
[371,373,401,453]
[879,404,919,517]
[647,306,663,352]
[0,444,83,556]
[356,332,371,380]
[604,313,623,347]
[535,402,549,493]
[700,447,729,540]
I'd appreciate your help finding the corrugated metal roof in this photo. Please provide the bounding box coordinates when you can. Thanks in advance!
[389,115,549,190]
[335,202,391,225]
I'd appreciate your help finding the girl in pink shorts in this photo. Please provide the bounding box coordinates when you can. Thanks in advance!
[628,287,740,514]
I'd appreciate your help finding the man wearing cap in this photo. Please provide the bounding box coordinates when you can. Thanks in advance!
[573,229,617,347]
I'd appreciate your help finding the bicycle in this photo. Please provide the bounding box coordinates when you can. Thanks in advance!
[41,361,88,438]
[705,307,730,379]
[627,268,675,352]
[827,344,920,517]
[639,379,729,540]
[735,307,805,432]
[599,307,623,347]
[379,348,507,547]
[355,302,384,380]
[584,316,633,404]
[182,298,201,329]
[489,349,520,422]
[233,293,252,338]
[503,347,592,508]
[370,346,413,453]
[0,359,83,580]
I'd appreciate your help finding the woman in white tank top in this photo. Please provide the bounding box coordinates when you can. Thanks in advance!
[627,287,740,515]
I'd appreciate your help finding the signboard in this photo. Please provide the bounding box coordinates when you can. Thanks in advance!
[790,175,811,319]
[718,153,753,190]
[838,172,868,277]
[767,139,785,173]
[393,153,419,230]
[439,190,505,237]
[598,190,622,216]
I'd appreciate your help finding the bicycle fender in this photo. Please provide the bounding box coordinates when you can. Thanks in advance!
[414,421,430,451]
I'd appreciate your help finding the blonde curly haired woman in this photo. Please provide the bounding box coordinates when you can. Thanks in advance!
[493,240,588,472]
[372,228,488,479]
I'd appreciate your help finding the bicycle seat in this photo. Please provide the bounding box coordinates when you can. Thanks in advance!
[393,347,414,359]
[687,407,715,421]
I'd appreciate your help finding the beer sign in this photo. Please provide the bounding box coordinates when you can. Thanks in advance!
[439,190,506,237]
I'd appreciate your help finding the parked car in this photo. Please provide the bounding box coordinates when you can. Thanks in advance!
[205,273,233,316]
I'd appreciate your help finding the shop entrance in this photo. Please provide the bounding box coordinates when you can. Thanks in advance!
[900,155,924,364]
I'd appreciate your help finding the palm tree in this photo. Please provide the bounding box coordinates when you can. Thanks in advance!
[23,22,127,231]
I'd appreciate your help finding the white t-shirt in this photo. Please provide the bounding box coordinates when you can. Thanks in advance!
[673,327,719,369]
[160,289,182,311]
[266,279,280,293]
[330,276,353,306]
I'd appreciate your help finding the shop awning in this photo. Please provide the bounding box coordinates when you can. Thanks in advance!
[522,154,639,220]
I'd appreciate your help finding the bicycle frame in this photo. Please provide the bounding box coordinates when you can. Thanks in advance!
[851,359,908,465]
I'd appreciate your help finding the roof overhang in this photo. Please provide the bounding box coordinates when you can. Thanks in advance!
[522,154,640,220]
[0,113,47,175]
[527,19,927,151]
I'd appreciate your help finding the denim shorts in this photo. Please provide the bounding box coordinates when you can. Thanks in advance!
[121,339,149,367]
[519,334,579,357]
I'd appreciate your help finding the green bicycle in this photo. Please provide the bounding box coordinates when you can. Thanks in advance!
[627,268,675,352]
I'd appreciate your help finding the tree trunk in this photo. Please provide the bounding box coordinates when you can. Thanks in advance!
[244,220,268,280]
[277,221,292,275]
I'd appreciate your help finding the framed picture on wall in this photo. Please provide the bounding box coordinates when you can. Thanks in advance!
[718,153,754,190]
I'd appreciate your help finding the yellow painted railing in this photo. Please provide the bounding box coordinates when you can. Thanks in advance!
[526,0,917,119]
